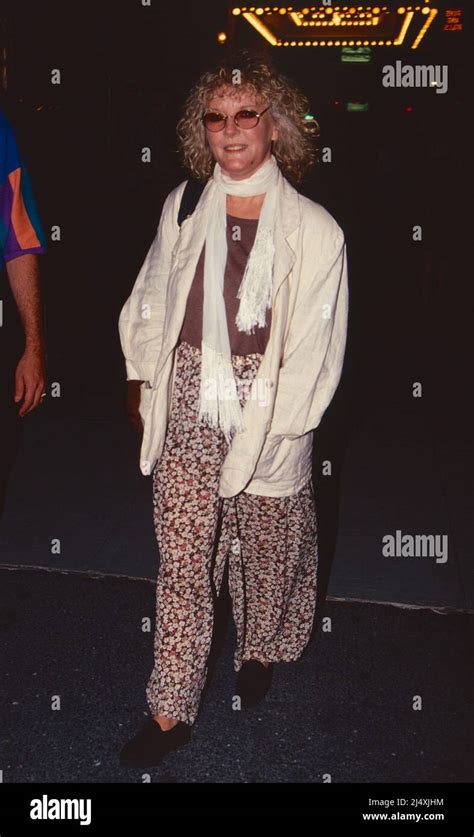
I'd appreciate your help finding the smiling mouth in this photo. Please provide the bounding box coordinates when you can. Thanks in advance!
[224,145,247,152]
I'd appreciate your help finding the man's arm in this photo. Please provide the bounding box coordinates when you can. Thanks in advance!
[0,110,47,415]
[5,253,46,416]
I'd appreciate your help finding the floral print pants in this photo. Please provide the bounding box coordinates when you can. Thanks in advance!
[145,339,319,725]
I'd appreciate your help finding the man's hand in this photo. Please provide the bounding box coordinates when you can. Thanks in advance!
[126,380,144,435]
[6,254,47,417]
[14,347,47,417]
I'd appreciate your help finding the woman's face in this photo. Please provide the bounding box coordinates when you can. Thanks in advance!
[204,86,278,181]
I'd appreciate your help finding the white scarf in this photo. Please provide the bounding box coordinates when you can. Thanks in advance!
[198,154,279,443]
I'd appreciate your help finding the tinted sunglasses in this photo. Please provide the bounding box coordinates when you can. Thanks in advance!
[201,106,271,132]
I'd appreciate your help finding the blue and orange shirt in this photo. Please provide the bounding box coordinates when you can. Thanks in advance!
[0,109,46,267]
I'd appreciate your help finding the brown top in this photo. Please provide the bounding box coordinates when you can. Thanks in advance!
[178,214,272,356]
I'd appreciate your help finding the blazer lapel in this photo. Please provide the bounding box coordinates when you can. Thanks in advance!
[165,179,214,311]
[153,181,214,378]
[270,175,300,303]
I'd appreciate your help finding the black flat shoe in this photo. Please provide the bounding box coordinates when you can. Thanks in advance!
[235,660,274,708]
[119,717,192,767]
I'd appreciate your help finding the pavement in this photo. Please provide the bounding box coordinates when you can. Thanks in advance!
[1,565,473,783]
[0,288,472,783]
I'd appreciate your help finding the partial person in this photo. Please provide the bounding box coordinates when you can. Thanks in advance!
[0,109,47,516]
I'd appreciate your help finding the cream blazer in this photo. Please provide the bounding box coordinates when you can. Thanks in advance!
[118,173,349,498]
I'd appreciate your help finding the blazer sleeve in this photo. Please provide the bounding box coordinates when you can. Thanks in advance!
[269,224,348,440]
[118,182,186,383]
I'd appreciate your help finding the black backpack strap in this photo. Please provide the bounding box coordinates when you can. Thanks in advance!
[177,178,206,227]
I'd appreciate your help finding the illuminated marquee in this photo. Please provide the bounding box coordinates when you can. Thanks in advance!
[232,4,439,50]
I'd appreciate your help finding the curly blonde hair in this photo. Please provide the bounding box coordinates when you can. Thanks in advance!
[176,51,318,184]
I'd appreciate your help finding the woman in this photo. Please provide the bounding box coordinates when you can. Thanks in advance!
[118,53,348,768]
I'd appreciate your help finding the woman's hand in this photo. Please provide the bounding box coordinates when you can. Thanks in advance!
[126,380,144,434]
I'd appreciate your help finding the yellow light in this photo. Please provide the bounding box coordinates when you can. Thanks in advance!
[386,39,392,44]
[421,5,430,12]
[335,40,340,45]
[356,40,361,44]
[373,6,380,12]
[217,31,227,42]
[320,40,326,45]
[242,11,279,43]
[394,11,414,44]
[397,5,405,11]
[290,40,296,45]
[256,7,264,14]
[297,40,303,45]
[279,7,287,13]
[305,40,311,45]
[378,40,384,44]
[232,6,241,13]
[313,40,318,45]
[290,11,302,25]
[349,40,354,45]
[363,40,369,44]
[412,7,438,47]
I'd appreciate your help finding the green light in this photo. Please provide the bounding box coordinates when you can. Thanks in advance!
[341,46,372,63]
[346,101,369,112]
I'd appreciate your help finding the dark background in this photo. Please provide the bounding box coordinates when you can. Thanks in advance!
[0,0,473,787]
[0,0,472,608]
[0,0,470,415]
